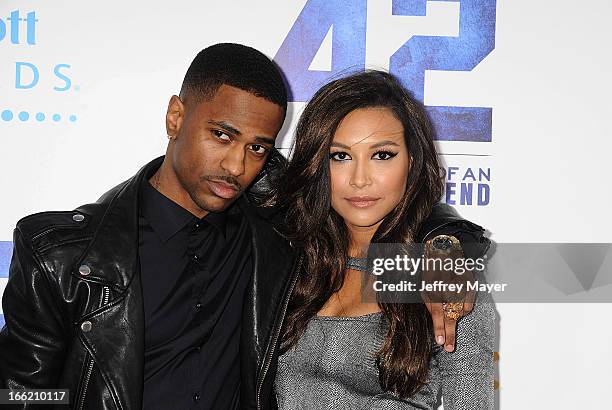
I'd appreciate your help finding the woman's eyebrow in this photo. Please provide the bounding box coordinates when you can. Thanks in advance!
[369,140,400,149]
[331,135,402,149]
[331,141,351,149]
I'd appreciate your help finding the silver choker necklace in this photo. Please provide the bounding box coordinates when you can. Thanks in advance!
[346,256,367,272]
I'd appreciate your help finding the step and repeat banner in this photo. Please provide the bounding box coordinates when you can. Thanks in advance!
[1,1,611,408]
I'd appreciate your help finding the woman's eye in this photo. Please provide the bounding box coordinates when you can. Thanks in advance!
[250,144,268,156]
[372,151,398,160]
[330,152,351,161]
[212,130,230,141]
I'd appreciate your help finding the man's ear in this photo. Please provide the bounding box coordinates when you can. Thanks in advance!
[166,95,185,139]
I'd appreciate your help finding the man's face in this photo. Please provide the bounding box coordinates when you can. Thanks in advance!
[166,84,285,215]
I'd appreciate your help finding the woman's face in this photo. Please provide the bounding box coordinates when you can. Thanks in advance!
[329,107,410,230]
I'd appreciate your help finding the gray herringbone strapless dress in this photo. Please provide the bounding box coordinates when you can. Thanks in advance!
[274,294,495,410]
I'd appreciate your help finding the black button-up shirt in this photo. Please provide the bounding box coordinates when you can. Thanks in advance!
[139,175,252,409]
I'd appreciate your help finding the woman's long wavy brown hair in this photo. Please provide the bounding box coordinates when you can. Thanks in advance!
[275,70,445,398]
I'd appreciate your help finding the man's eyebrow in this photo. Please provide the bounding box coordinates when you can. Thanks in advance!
[208,120,241,136]
[208,120,274,145]
[254,136,275,145]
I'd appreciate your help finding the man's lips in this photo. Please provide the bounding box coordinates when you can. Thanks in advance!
[345,196,381,208]
[206,179,240,199]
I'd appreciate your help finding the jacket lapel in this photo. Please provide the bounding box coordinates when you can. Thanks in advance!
[238,197,295,407]
[74,156,163,409]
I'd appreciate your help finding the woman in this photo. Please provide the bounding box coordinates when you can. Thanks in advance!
[272,71,495,409]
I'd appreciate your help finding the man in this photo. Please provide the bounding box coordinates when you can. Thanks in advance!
[0,43,487,409]
[1,43,291,410]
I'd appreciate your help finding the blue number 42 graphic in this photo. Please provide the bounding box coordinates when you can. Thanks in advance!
[274,0,496,142]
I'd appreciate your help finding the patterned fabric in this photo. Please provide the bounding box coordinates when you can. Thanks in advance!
[274,293,495,409]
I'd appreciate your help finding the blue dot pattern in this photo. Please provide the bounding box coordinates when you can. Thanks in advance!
[0,110,77,122]
[1,110,13,121]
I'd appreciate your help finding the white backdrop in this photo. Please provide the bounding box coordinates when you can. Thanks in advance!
[1,1,611,408]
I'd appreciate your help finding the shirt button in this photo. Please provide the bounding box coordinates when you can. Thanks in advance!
[191,254,199,262]
[195,302,202,311]
[194,222,201,229]
[193,393,201,402]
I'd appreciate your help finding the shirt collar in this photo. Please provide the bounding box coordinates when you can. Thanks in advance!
[200,208,229,239]
[139,176,229,242]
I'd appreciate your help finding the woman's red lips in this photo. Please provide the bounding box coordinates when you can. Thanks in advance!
[207,179,240,199]
[345,196,381,208]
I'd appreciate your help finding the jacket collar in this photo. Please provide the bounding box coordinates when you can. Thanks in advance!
[75,155,289,290]
[75,157,162,289]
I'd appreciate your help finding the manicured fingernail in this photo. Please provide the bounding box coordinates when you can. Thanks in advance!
[437,336,444,345]
[445,344,454,352]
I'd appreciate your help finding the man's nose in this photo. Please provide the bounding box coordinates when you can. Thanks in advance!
[220,144,246,177]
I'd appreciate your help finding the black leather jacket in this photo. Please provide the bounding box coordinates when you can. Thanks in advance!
[0,154,488,410]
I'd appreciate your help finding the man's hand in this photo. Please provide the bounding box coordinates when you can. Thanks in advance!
[423,292,475,352]
[421,235,477,352]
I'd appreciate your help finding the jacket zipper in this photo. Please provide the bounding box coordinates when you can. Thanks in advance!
[256,254,303,410]
[78,285,110,410]
[78,358,95,410]
[102,286,110,306]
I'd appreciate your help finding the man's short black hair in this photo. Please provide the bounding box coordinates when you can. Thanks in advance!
[180,43,288,111]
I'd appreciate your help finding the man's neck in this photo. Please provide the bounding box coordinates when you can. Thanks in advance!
[149,160,209,219]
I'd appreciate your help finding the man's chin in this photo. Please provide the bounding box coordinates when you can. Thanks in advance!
[194,193,241,214]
